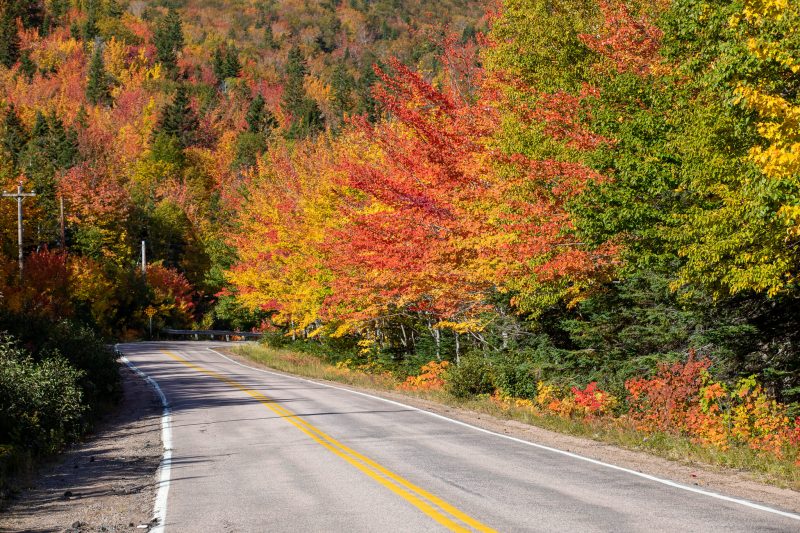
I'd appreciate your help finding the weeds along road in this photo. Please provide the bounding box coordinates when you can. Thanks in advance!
[117,342,800,533]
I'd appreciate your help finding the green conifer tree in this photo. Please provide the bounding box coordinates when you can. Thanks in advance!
[245,94,277,134]
[281,46,323,138]
[157,84,199,148]
[154,8,184,76]
[86,44,111,105]
[212,46,225,80]
[83,0,99,40]
[47,112,78,170]
[224,46,241,78]
[19,49,35,82]
[2,104,28,169]
[0,11,20,68]
[331,61,354,119]
[20,111,59,228]
[356,53,380,122]
[106,0,125,18]
[281,46,307,119]
[263,24,277,50]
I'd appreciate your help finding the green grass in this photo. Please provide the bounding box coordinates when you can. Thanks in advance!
[230,343,800,491]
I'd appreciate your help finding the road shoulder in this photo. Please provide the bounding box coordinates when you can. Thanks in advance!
[0,364,162,533]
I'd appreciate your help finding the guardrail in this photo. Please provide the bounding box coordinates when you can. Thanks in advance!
[161,328,263,341]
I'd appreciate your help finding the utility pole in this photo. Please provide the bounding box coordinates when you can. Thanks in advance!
[60,195,65,251]
[2,182,36,280]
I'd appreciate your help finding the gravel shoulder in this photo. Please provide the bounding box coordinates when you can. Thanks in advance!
[221,348,800,516]
[0,365,163,533]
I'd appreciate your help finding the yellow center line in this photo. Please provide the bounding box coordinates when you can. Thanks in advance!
[160,350,496,533]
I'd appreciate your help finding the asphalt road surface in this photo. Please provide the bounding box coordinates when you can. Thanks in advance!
[117,342,800,533]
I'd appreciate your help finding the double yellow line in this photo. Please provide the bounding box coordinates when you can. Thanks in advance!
[161,350,496,533]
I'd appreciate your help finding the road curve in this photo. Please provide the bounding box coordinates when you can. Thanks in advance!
[117,342,799,533]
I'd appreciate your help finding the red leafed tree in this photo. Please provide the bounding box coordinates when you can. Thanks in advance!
[325,56,498,325]
[3,249,74,319]
[579,0,664,76]
[326,38,617,328]
[147,263,196,327]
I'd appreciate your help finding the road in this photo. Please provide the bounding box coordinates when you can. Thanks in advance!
[117,342,800,532]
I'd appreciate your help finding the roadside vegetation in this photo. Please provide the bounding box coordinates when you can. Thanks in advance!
[0,316,119,498]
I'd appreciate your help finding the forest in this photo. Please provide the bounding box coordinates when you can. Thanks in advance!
[1,0,799,480]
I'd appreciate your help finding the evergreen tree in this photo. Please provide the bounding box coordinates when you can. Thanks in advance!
[263,24,277,50]
[212,46,225,80]
[47,112,78,170]
[212,45,241,81]
[19,49,35,82]
[245,94,277,134]
[75,105,89,129]
[106,0,125,18]
[0,11,20,68]
[157,84,199,148]
[154,8,184,76]
[50,0,69,23]
[86,44,111,106]
[6,0,44,30]
[355,53,380,122]
[331,61,354,119]
[20,111,59,230]
[281,46,307,119]
[83,0,99,41]
[281,46,323,138]
[224,46,241,78]
[285,99,324,140]
[2,104,28,169]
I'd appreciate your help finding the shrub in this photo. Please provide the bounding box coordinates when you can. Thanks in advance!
[398,361,450,391]
[0,336,85,457]
[39,320,121,410]
[446,354,494,399]
[492,352,538,399]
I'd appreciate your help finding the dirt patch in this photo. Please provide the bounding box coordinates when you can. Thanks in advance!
[222,348,800,516]
[0,365,163,533]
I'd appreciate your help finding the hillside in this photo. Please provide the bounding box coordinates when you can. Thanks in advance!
[0,0,485,335]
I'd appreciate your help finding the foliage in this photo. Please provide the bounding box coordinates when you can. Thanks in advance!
[398,360,450,391]
[626,356,800,463]
[445,354,494,398]
[0,335,84,459]
[86,43,111,106]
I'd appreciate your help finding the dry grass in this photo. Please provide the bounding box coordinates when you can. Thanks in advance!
[230,343,800,491]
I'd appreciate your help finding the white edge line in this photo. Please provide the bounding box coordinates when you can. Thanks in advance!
[118,345,172,533]
[206,345,800,523]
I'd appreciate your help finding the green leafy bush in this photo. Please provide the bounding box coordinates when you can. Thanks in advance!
[491,352,539,399]
[446,354,494,399]
[0,336,85,457]
[39,320,121,409]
